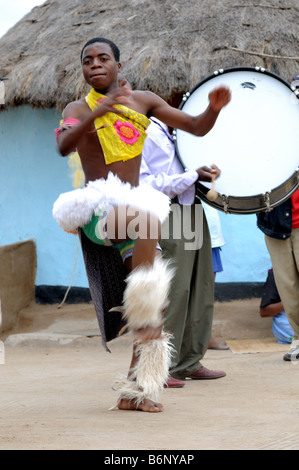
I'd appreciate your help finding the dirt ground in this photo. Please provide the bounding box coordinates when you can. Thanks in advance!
[1,299,299,451]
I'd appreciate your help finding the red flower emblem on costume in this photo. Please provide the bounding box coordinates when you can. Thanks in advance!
[114,120,140,145]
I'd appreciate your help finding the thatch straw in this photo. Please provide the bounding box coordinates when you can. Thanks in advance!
[0,0,299,110]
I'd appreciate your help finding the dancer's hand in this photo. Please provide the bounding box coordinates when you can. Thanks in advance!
[208,86,231,112]
[93,85,132,118]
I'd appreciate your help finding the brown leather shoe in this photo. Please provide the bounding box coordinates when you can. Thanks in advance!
[187,366,226,380]
[164,376,185,388]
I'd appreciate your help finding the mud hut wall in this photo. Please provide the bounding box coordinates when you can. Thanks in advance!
[0,239,36,334]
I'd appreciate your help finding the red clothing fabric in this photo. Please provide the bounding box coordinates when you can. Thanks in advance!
[291,189,299,228]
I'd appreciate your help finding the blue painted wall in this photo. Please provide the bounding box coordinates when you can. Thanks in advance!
[216,211,270,283]
[0,105,89,288]
[0,106,271,288]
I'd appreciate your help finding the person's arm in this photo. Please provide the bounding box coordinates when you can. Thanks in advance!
[145,86,231,137]
[140,157,198,199]
[56,103,97,156]
[260,302,284,318]
[140,122,222,197]
[140,131,199,198]
[57,86,131,156]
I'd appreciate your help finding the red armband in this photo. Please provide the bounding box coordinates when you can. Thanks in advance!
[54,118,81,142]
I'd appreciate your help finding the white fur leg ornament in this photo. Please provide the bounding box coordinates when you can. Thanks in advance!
[110,258,175,409]
[122,258,174,331]
[112,332,174,408]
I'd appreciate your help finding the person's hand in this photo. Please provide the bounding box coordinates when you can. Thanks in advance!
[208,86,231,112]
[196,164,221,182]
[92,84,132,119]
[110,83,132,103]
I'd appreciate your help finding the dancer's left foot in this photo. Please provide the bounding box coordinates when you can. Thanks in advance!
[118,398,164,412]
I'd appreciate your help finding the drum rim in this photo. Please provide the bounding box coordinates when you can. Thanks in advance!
[177,66,293,112]
[196,172,299,214]
[174,66,297,214]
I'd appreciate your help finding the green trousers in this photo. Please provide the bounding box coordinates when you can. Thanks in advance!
[160,201,214,379]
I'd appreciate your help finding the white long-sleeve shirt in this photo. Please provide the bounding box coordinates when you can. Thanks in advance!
[140,118,225,247]
[140,118,198,205]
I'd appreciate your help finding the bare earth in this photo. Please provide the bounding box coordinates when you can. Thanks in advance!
[0,299,298,451]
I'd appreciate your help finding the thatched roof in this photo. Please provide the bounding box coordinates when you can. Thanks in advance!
[1,0,299,111]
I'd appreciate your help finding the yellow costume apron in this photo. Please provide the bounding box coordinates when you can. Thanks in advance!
[85,88,150,165]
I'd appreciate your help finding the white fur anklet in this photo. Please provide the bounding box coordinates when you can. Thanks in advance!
[131,332,174,401]
[122,258,174,331]
[111,333,174,409]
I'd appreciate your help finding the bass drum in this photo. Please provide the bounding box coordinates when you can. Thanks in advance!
[174,67,299,214]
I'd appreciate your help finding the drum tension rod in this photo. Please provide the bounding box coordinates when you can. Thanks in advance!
[221,195,229,214]
[263,192,271,212]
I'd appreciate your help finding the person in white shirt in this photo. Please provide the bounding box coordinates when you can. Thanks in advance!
[140,117,226,387]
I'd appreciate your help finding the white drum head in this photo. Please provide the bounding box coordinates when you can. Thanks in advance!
[175,67,299,212]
